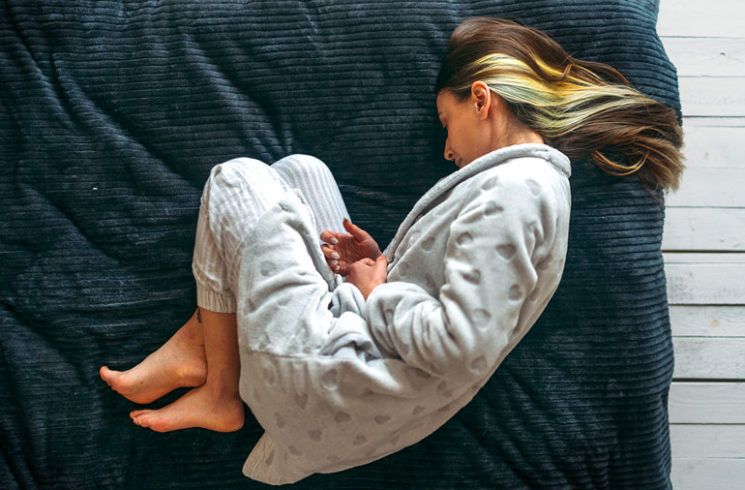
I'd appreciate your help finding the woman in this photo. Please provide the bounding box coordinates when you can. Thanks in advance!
[99,17,682,484]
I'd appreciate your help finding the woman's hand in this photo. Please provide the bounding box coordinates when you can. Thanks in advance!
[320,218,382,276]
[347,255,388,299]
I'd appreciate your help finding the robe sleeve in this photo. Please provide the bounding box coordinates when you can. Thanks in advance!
[365,168,561,383]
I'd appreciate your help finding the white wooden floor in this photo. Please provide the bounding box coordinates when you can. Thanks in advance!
[658,1,745,488]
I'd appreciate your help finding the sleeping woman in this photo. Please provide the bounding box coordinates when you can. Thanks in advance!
[99,17,683,485]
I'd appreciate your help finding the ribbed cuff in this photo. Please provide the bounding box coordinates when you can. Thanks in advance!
[196,285,237,313]
[243,433,308,485]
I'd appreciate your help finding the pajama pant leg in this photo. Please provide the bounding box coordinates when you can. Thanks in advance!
[271,154,350,235]
[191,155,348,313]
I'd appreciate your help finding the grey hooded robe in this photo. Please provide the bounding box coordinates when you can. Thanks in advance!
[237,144,572,484]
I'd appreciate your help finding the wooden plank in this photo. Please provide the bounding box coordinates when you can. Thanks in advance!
[679,77,745,117]
[658,0,745,38]
[663,208,745,252]
[664,254,745,305]
[673,338,745,379]
[670,425,745,458]
[665,168,745,207]
[680,121,745,170]
[661,37,745,77]
[664,253,745,264]
[670,382,745,423]
[670,305,745,337]
[672,458,745,490]
[684,117,745,128]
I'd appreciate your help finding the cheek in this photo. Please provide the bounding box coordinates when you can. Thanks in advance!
[455,126,481,159]
[469,122,492,156]
[451,124,471,148]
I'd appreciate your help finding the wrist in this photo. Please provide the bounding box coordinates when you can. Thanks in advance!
[363,279,386,300]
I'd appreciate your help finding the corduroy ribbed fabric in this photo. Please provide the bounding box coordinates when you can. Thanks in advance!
[0,1,677,488]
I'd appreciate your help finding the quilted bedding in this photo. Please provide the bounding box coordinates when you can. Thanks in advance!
[0,1,679,488]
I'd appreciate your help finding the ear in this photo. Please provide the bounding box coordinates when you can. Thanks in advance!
[470,81,492,120]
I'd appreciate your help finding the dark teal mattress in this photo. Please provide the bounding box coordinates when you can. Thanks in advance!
[0,1,678,488]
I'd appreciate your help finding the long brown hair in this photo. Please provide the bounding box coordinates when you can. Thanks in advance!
[435,17,684,191]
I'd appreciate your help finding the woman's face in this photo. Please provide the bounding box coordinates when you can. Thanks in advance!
[436,89,492,168]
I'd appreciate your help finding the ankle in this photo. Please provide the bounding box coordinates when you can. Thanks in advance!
[175,362,207,386]
[176,322,204,348]
[204,378,240,400]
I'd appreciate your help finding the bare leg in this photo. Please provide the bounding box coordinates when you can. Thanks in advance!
[128,307,245,433]
[99,308,207,404]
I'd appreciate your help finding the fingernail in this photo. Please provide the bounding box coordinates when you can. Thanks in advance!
[331,252,340,259]
[330,237,339,245]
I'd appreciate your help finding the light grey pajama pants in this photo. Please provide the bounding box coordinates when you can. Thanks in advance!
[191,154,350,314]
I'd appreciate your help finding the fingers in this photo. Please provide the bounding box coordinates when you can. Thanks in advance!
[349,257,374,272]
[321,243,343,274]
[319,230,340,245]
[347,256,387,299]
[321,243,341,260]
[373,255,388,279]
[343,218,370,241]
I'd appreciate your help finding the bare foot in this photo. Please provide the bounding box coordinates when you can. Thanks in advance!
[99,309,207,404]
[129,385,245,432]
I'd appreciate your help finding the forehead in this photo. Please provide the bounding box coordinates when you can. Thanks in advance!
[436,90,458,113]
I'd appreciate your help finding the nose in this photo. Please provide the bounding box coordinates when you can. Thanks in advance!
[443,140,454,162]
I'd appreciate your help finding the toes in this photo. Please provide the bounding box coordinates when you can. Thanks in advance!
[130,409,148,419]
[99,366,112,383]
[131,413,149,428]
[100,365,123,387]
[130,410,162,431]
[137,414,166,432]
[102,371,120,389]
